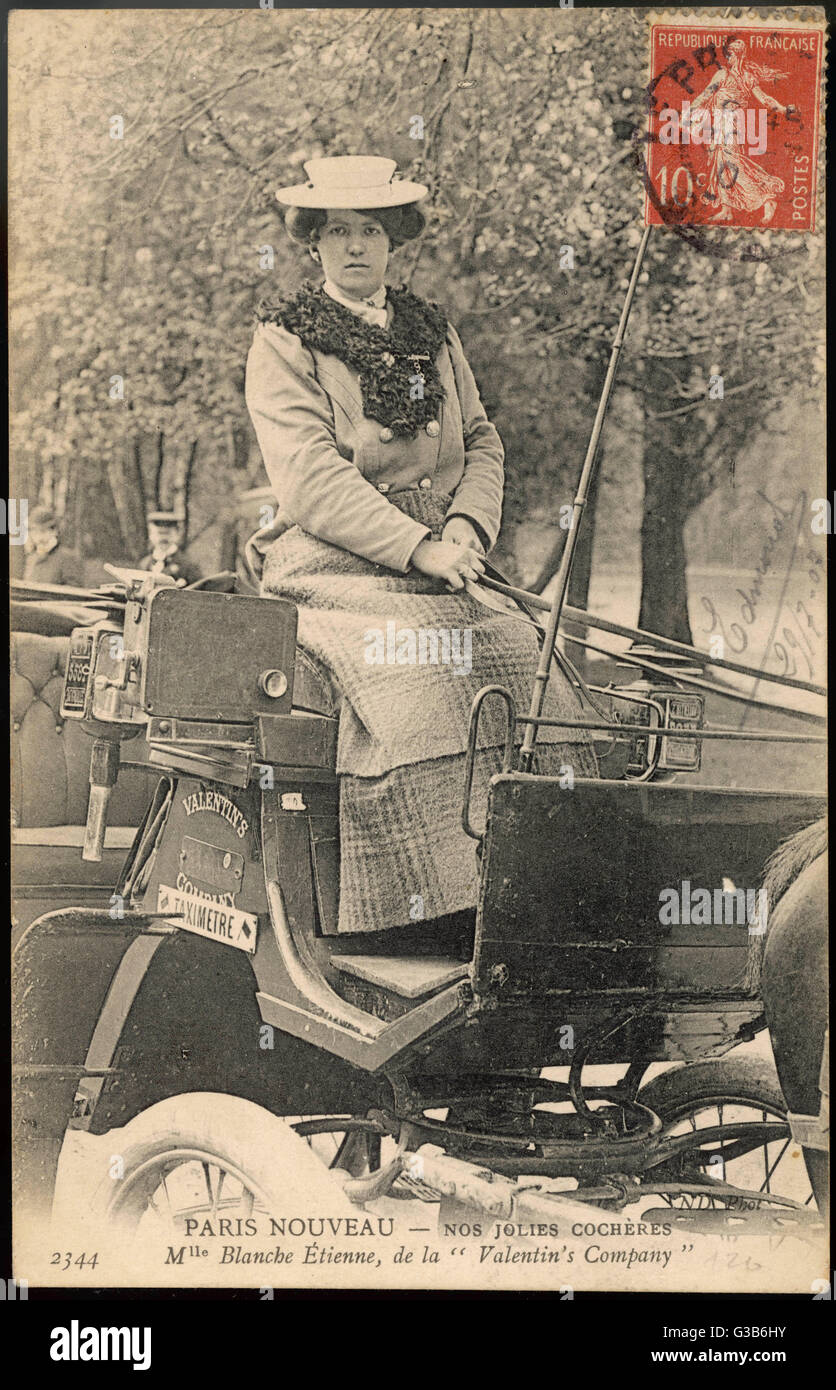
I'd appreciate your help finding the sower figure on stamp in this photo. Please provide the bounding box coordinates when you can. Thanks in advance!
[245,156,596,935]
[690,38,796,225]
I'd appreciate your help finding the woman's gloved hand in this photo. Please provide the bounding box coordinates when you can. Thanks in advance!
[410,538,486,592]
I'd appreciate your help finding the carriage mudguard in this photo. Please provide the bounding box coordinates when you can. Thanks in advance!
[13,918,381,1214]
[13,908,155,1212]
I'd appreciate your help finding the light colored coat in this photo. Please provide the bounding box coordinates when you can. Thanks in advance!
[245,315,505,573]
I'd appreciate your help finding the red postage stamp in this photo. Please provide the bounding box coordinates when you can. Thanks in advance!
[644,16,825,231]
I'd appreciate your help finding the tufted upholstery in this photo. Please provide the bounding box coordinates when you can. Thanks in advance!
[11,631,153,830]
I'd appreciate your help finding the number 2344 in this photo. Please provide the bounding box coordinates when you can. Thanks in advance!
[50,1252,99,1271]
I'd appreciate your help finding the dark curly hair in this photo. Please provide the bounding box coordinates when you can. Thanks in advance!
[284,202,426,250]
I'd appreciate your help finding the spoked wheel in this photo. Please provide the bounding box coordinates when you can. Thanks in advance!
[53,1093,362,1242]
[637,1057,817,1226]
[287,1114,383,1176]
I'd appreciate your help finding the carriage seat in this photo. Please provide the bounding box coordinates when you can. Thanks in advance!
[11,631,153,830]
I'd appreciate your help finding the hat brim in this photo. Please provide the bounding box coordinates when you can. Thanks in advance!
[275,180,428,209]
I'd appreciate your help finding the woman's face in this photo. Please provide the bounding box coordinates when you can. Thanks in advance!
[316,209,390,300]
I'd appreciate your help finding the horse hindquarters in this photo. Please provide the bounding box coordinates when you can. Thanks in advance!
[761,854,828,1220]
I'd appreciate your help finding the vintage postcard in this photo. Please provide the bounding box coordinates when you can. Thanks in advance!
[8,3,828,1309]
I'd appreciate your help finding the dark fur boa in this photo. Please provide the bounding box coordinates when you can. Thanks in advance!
[256,282,447,438]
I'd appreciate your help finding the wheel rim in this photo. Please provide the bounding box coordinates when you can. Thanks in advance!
[107,1117,383,1236]
[651,1093,813,1212]
[110,1148,273,1234]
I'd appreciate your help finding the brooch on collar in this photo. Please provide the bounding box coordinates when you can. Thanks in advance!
[256,283,448,438]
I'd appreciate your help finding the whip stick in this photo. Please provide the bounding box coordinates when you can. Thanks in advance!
[476,575,825,698]
[519,224,653,769]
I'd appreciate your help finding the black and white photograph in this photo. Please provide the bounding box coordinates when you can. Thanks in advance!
[8,3,828,1313]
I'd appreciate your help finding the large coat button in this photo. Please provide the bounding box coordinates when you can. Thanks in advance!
[419,477,432,490]
[379,426,394,442]
[377,481,390,494]
[425,420,440,437]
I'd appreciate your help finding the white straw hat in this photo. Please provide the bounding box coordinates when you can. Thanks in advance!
[276,156,428,209]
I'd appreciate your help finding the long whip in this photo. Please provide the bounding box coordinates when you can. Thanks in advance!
[519,224,653,769]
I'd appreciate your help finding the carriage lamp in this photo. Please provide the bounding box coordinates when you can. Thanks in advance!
[60,619,146,862]
[258,669,289,699]
[61,621,145,731]
[614,648,705,777]
[60,575,175,724]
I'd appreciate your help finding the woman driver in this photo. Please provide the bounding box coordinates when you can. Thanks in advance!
[245,155,595,935]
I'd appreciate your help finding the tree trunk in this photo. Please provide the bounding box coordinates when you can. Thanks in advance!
[219,519,238,573]
[528,438,602,602]
[530,356,608,598]
[562,461,601,670]
[153,431,165,508]
[638,452,693,644]
[171,439,199,544]
[106,438,147,560]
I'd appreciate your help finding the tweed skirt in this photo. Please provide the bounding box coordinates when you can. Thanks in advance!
[262,490,597,932]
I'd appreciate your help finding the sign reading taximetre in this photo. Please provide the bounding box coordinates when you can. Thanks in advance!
[157,883,258,953]
[645,21,824,231]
